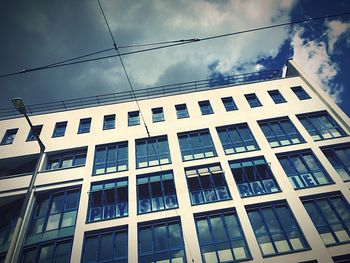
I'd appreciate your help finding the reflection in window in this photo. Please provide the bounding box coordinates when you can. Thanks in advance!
[221,97,238,111]
[247,202,308,256]
[268,90,286,104]
[302,193,350,246]
[52,122,67,138]
[27,125,43,141]
[46,148,87,170]
[195,210,251,262]
[138,219,186,263]
[128,111,140,126]
[136,136,171,168]
[199,100,214,115]
[175,104,189,119]
[322,144,350,181]
[1,129,18,145]
[78,118,92,134]
[291,86,311,100]
[245,93,262,108]
[152,107,165,123]
[103,114,116,130]
[87,178,128,222]
[277,150,332,189]
[137,171,178,214]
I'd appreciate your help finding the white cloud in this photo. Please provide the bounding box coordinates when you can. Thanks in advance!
[326,20,350,53]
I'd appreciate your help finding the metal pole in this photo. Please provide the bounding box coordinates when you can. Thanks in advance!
[4,113,45,263]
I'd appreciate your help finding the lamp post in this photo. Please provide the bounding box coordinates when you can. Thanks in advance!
[4,98,46,263]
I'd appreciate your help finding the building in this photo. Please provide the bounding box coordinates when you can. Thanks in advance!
[0,59,349,263]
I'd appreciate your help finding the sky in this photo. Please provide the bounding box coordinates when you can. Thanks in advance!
[0,0,349,116]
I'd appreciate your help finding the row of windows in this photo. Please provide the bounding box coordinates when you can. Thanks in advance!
[0,86,311,145]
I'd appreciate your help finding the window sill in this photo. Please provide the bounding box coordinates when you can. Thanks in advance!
[137,205,179,216]
[190,197,232,206]
[270,141,306,149]
[314,134,349,142]
[294,181,335,190]
[92,169,128,176]
[86,213,128,224]
[224,148,260,156]
[262,247,311,258]
[240,190,282,199]
[182,154,218,162]
[41,164,85,173]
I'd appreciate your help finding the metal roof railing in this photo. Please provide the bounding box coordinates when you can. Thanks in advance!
[0,69,281,120]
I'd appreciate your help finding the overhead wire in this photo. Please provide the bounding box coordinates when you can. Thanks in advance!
[1,11,350,78]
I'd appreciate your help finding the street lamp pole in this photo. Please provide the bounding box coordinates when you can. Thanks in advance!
[4,98,46,263]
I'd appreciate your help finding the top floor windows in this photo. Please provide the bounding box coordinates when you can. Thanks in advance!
[27,125,43,141]
[52,121,67,138]
[78,118,91,134]
[268,90,286,104]
[136,136,171,168]
[128,111,140,126]
[199,100,214,115]
[103,114,116,130]
[291,86,311,100]
[258,117,305,148]
[221,97,238,111]
[175,104,189,119]
[217,123,259,154]
[245,93,262,108]
[1,129,18,145]
[46,148,87,171]
[178,129,217,161]
[152,107,164,123]
[93,141,128,175]
[322,144,350,181]
[297,111,346,141]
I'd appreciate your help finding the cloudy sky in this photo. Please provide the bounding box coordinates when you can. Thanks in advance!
[0,0,349,115]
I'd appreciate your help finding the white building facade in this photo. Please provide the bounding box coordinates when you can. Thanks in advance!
[0,60,350,263]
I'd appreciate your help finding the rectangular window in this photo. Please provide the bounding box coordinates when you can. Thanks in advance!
[258,117,305,148]
[230,157,280,197]
[27,125,43,141]
[195,210,251,262]
[138,218,186,263]
[152,107,164,122]
[178,129,217,161]
[333,254,350,263]
[245,93,262,108]
[52,121,67,138]
[292,86,311,100]
[186,163,231,205]
[137,171,178,214]
[93,141,128,175]
[26,188,80,246]
[322,144,350,181]
[87,178,128,222]
[78,118,91,134]
[297,111,346,141]
[302,193,350,246]
[277,150,332,189]
[128,111,140,126]
[268,90,286,104]
[103,114,115,130]
[247,202,309,256]
[46,148,87,171]
[136,136,171,168]
[1,129,18,145]
[82,227,128,263]
[221,97,238,111]
[199,100,214,115]
[217,123,259,155]
[175,104,189,119]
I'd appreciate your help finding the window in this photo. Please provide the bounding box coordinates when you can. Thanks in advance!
[21,239,72,263]
[230,157,280,197]
[178,129,217,161]
[82,227,128,263]
[152,107,164,122]
[247,202,309,256]
[302,193,350,246]
[128,111,140,126]
[195,210,251,262]
[186,163,231,205]
[137,171,178,214]
[103,114,115,130]
[93,141,128,175]
[1,129,18,145]
[297,111,346,141]
[292,86,311,100]
[87,178,128,222]
[27,125,43,141]
[268,90,286,104]
[78,118,91,134]
[277,150,332,189]
[175,104,189,119]
[52,121,67,138]
[199,100,214,115]
[333,254,350,263]
[46,148,87,170]
[136,136,171,168]
[322,144,350,181]
[245,93,262,108]
[258,117,305,148]
[25,188,80,246]
[217,123,259,154]
[138,218,186,263]
[221,97,238,111]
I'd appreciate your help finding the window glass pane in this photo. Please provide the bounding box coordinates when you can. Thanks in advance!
[38,244,54,263]
[140,228,152,254]
[55,241,72,263]
[84,236,98,262]
[100,233,114,261]
[210,216,228,242]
